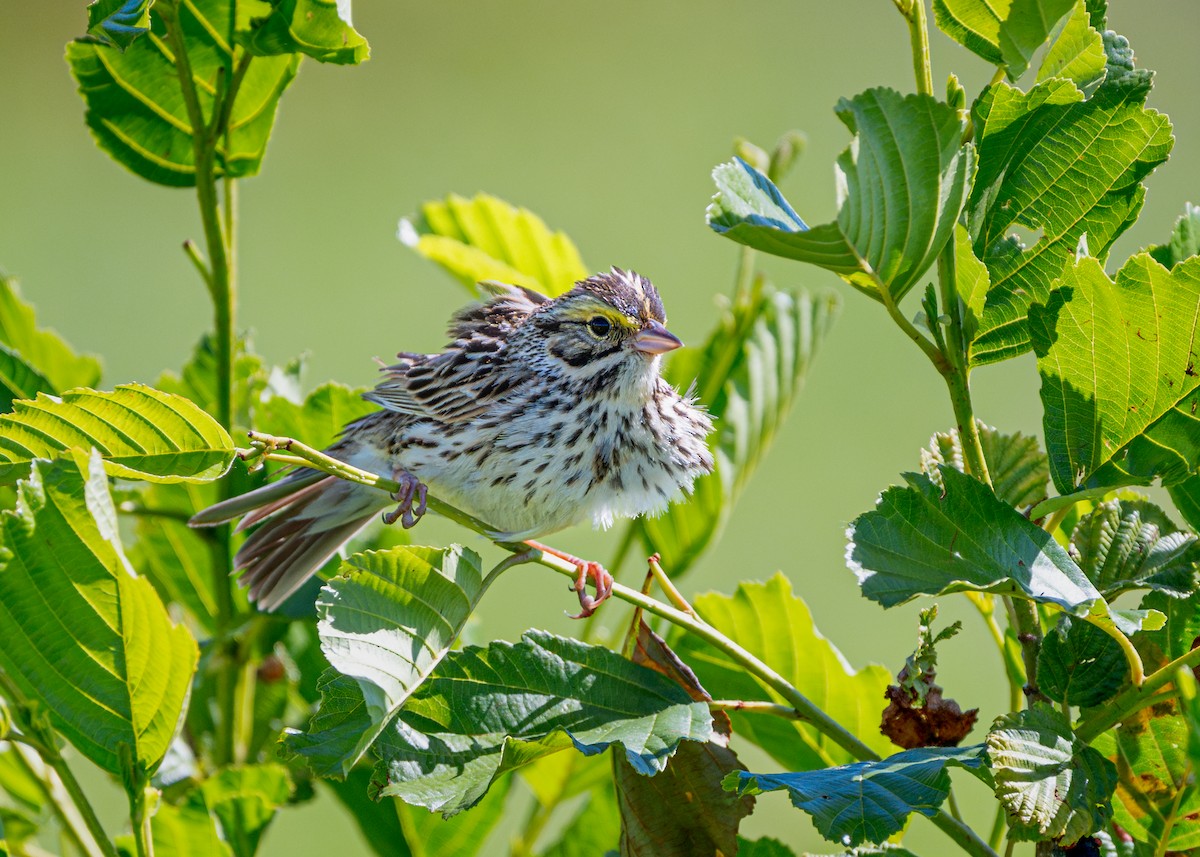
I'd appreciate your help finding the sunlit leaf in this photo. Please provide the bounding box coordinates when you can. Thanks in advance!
[709,88,974,303]
[1148,202,1200,270]
[919,420,1049,509]
[0,276,100,393]
[0,384,236,484]
[0,455,198,775]
[0,346,53,414]
[116,802,230,857]
[400,193,589,297]
[1037,1,1107,92]
[156,334,269,432]
[1038,616,1127,707]
[1136,589,1200,665]
[932,0,1074,78]
[1067,498,1199,598]
[1030,255,1200,494]
[255,381,374,455]
[85,0,153,50]
[239,0,369,65]
[726,745,986,847]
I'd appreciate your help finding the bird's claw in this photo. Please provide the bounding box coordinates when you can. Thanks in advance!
[382,471,428,529]
[567,559,614,619]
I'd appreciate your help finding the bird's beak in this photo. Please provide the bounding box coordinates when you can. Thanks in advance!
[632,320,683,355]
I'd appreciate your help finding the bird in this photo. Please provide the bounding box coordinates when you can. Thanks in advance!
[191,268,714,616]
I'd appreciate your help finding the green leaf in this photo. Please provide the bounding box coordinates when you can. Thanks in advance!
[1093,708,1200,852]
[726,745,986,848]
[932,0,1074,78]
[239,0,369,65]
[669,573,893,769]
[1037,1,1107,92]
[117,802,230,857]
[0,384,236,484]
[0,346,53,414]
[0,276,100,393]
[708,88,973,303]
[86,0,153,50]
[0,745,47,814]
[284,545,489,777]
[988,705,1117,844]
[1067,498,1199,598]
[954,225,991,346]
[66,3,300,187]
[255,381,375,455]
[968,79,1172,365]
[1136,589,1200,664]
[0,456,198,775]
[736,839,798,857]
[1030,255,1200,493]
[1148,202,1200,270]
[156,335,269,432]
[399,193,589,298]
[1039,616,1127,707]
[848,465,1101,613]
[1169,476,1200,533]
[920,420,1049,509]
[542,782,620,857]
[639,287,838,574]
[371,630,712,817]
[187,765,292,857]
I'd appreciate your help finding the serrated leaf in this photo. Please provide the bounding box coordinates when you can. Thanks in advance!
[0,384,236,484]
[920,420,1049,509]
[709,89,973,303]
[726,745,986,848]
[85,0,153,50]
[371,630,712,817]
[1030,255,1200,494]
[639,287,837,574]
[239,0,369,65]
[0,456,198,775]
[0,276,100,393]
[67,3,299,187]
[1067,498,1199,598]
[1039,616,1127,707]
[1148,202,1200,270]
[116,802,230,857]
[1037,1,1107,92]
[932,0,1075,78]
[848,465,1101,614]
[255,381,375,455]
[156,334,269,432]
[669,573,893,769]
[968,79,1172,365]
[988,705,1117,845]
[283,545,490,777]
[187,765,292,857]
[400,193,588,297]
[0,346,53,414]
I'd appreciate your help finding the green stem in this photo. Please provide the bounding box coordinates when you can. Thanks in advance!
[987,802,1007,851]
[970,595,1023,711]
[902,0,935,96]
[876,278,951,373]
[1082,614,1146,687]
[1011,599,1047,705]
[1076,645,1200,742]
[128,784,153,857]
[9,744,104,857]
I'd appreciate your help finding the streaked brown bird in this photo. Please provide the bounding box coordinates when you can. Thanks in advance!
[192,268,713,615]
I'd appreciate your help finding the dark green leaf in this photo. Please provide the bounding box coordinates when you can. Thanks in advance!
[639,286,837,574]
[400,193,589,298]
[0,276,100,392]
[187,765,292,857]
[1030,255,1200,493]
[86,0,153,50]
[920,420,1049,509]
[239,0,369,65]
[66,3,299,187]
[0,456,198,775]
[708,88,973,303]
[372,630,712,817]
[1067,498,1199,598]
[669,573,893,769]
[0,346,53,414]
[1147,202,1200,269]
[1170,476,1200,533]
[968,80,1172,365]
[1039,616,1128,707]
[0,384,236,484]
[988,705,1117,845]
[726,745,986,848]
[282,670,372,779]
[932,0,1074,78]
[847,465,1101,613]
[255,381,374,455]
[1037,1,1107,92]
[735,839,798,857]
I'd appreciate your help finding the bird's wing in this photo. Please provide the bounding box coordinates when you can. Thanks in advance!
[364,281,547,422]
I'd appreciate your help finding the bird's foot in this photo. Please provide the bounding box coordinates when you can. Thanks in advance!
[383,470,428,528]
[524,540,614,619]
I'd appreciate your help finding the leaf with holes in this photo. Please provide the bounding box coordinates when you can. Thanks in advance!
[708,88,973,303]
[919,421,1049,509]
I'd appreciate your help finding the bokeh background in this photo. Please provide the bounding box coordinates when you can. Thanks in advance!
[2,2,1198,853]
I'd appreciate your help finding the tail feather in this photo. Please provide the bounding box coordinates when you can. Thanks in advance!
[188,470,326,527]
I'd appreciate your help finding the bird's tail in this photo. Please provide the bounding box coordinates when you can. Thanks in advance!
[190,469,384,610]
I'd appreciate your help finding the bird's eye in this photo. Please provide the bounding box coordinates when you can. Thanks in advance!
[586,316,612,337]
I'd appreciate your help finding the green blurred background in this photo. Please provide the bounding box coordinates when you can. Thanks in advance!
[2,2,1198,853]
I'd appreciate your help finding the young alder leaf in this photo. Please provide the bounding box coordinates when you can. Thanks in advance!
[399,193,589,298]
[987,705,1117,845]
[85,0,153,50]
[0,276,101,393]
[0,346,53,413]
[848,465,1101,614]
[708,88,973,303]
[932,0,1074,78]
[0,384,236,484]
[238,0,369,65]
[920,420,1049,509]
[1067,498,1199,598]
[0,455,198,776]
[967,78,1173,365]
[1038,616,1128,707]
[640,286,838,575]
[66,2,300,187]
[115,802,230,857]
[371,630,712,817]
[1148,202,1200,270]
[284,545,490,777]
[669,573,894,769]
[186,764,293,857]
[1092,708,1200,852]
[1037,0,1107,92]
[725,745,987,848]
[1030,255,1200,495]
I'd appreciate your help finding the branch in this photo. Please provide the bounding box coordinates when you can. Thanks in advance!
[1076,645,1200,742]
